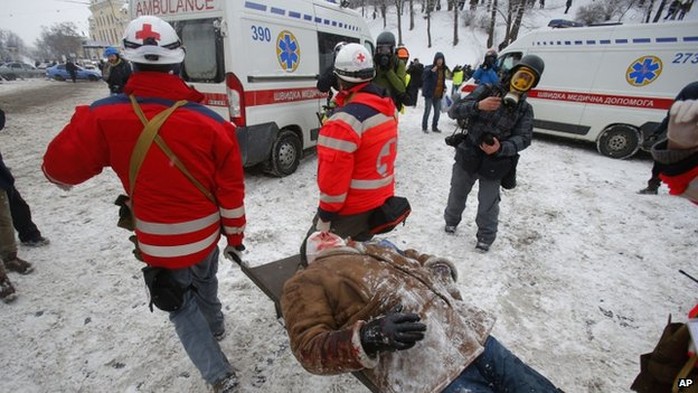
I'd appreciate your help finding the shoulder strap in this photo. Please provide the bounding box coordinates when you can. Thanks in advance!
[128,95,207,201]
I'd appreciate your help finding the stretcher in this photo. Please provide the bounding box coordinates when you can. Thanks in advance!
[233,254,380,392]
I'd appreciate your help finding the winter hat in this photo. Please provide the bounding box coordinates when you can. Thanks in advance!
[667,99,698,149]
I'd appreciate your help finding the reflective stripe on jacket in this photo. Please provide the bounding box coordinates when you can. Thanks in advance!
[317,83,398,218]
[42,72,246,268]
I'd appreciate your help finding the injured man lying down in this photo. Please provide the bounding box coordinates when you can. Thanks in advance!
[280,232,564,393]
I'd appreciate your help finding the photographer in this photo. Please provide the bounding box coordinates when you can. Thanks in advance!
[443,55,544,252]
[372,31,408,111]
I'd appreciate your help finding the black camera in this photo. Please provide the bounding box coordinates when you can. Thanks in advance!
[445,132,467,147]
[377,54,391,69]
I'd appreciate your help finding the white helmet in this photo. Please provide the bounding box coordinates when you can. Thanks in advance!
[122,16,185,65]
[333,43,375,83]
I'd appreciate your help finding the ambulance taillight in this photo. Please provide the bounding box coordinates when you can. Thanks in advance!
[226,72,245,126]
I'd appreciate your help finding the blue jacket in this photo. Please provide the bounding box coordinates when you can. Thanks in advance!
[473,66,499,85]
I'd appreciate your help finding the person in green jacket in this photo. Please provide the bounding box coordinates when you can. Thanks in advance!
[372,31,408,111]
[451,65,465,96]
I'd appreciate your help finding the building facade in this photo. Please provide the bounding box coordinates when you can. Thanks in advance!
[89,0,129,48]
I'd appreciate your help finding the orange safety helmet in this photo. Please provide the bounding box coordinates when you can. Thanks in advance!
[396,45,410,61]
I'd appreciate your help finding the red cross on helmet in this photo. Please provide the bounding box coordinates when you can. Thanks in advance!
[333,43,375,83]
[122,15,185,65]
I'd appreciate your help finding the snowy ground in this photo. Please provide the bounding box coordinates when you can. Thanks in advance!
[1,1,697,392]
[1,76,696,393]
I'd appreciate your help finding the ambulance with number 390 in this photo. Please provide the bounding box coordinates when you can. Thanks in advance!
[129,0,373,176]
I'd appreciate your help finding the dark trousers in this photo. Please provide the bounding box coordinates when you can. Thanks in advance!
[6,187,41,242]
[647,161,662,190]
[442,336,560,393]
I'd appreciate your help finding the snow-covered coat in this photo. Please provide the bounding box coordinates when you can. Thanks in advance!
[281,242,496,393]
[316,83,398,221]
[42,72,246,268]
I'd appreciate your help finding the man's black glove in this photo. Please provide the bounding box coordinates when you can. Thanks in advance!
[360,312,426,357]
[224,244,246,265]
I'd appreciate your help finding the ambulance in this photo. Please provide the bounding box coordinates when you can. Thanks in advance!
[464,20,698,159]
[129,0,373,175]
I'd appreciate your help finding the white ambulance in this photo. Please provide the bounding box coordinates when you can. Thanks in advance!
[129,0,373,175]
[465,20,698,159]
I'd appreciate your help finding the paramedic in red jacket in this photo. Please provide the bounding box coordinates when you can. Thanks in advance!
[300,43,399,263]
[42,16,244,392]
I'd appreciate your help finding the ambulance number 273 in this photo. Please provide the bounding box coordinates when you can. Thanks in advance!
[672,52,698,64]
[251,26,272,42]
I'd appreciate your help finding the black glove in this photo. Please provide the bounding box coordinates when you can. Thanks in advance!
[224,244,246,265]
[360,312,426,357]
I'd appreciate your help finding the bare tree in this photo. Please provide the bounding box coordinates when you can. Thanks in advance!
[487,0,497,48]
[410,0,415,30]
[470,0,478,10]
[507,0,527,45]
[653,0,668,22]
[644,0,655,22]
[0,30,27,62]
[395,0,405,44]
[381,1,388,27]
[453,1,459,46]
[426,0,434,48]
[35,22,83,61]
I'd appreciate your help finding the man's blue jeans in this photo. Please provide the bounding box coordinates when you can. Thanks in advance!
[442,336,560,393]
[422,96,443,131]
[168,247,232,385]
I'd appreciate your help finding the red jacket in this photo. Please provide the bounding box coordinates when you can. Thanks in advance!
[317,83,398,220]
[43,72,246,268]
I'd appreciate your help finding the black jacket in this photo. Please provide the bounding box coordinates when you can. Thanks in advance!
[104,57,132,94]
[407,61,424,89]
[449,83,533,158]
[316,66,339,94]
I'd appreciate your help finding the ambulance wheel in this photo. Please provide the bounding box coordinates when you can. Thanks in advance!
[269,129,302,177]
[596,125,641,159]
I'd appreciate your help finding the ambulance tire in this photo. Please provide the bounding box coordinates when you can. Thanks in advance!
[596,125,641,160]
[269,129,302,177]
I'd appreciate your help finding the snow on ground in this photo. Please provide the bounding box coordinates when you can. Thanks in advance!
[1,1,697,392]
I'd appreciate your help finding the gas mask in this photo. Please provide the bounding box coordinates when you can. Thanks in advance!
[376,45,393,69]
[503,67,536,106]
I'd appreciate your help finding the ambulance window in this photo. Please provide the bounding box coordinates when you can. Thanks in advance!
[364,41,374,57]
[176,18,225,83]
[498,52,522,75]
[317,32,359,73]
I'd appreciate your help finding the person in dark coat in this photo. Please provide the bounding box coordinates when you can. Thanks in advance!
[472,49,499,85]
[445,55,544,252]
[65,59,78,83]
[0,110,35,302]
[0,108,48,247]
[406,58,424,107]
[102,47,132,95]
[421,52,450,133]
[316,41,346,124]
